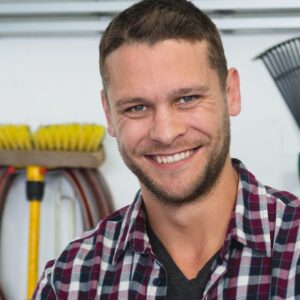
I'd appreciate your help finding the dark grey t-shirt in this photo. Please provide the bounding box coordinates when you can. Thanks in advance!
[147,225,219,300]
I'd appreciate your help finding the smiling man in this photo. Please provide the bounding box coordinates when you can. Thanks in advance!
[33,0,300,299]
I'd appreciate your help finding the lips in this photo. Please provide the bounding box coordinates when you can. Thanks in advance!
[151,149,195,164]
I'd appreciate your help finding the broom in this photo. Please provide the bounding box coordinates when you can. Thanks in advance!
[0,123,105,299]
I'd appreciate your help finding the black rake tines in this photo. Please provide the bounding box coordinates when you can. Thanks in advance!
[256,37,300,129]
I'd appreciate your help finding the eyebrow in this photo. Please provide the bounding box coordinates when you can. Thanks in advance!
[115,97,152,109]
[166,85,210,100]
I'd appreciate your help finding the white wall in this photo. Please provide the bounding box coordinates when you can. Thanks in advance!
[0,31,300,299]
[1,33,299,203]
[0,35,140,209]
[223,33,300,195]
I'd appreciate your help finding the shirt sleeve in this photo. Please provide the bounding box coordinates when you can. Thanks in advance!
[31,260,57,300]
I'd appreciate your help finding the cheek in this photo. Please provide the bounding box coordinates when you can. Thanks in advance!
[185,111,217,133]
[187,111,225,144]
[115,118,150,148]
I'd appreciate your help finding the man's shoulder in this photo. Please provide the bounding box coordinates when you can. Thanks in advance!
[262,185,300,251]
[265,185,300,208]
[70,204,129,243]
[32,202,146,297]
[54,205,130,267]
[235,158,300,210]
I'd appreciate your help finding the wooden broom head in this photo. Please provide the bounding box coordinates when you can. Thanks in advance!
[0,123,105,168]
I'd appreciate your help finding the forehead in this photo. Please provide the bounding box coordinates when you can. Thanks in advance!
[104,39,216,98]
[105,39,210,73]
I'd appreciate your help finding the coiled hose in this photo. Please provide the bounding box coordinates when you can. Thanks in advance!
[0,167,114,300]
[0,167,17,300]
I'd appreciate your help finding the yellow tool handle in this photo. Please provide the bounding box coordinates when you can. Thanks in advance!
[26,166,45,300]
[27,165,45,181]
[27,200,41,300]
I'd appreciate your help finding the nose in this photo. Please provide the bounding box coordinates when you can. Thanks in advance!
[149,107,187,145]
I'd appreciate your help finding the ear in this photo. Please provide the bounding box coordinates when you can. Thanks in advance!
[226,68,241,116]
[101,90,116,137]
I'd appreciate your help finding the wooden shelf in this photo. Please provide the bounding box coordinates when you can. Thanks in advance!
[0,148,105,169]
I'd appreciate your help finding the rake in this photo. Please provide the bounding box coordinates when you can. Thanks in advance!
[256,36,300,129]
[256,37,300,181]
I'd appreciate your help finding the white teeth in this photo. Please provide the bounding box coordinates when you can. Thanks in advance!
[154,150,193,164]
[174,153,181,162]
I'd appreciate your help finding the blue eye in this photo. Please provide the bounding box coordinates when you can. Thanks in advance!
[178,96,198,103]
[128,105,146,112]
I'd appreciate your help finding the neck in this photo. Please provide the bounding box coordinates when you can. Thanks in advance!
[141,157,238,278]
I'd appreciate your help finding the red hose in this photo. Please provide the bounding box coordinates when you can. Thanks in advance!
[0,166,16,300]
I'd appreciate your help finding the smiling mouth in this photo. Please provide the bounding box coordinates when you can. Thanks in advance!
[150,148,199,164]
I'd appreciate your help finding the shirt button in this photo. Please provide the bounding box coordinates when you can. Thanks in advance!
[153,278,165,286]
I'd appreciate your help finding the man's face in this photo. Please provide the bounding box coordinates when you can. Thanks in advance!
[102,40,240,206]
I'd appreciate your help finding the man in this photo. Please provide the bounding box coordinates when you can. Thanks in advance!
[33,0,300,299]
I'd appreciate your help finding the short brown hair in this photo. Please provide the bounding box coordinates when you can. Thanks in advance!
[99,0,228,89]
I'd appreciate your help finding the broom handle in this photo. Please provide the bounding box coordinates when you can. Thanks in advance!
[27,200,41,299]
[26,166,45,300]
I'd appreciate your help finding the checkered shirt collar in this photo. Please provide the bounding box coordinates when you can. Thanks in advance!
[223,159,272,258]
[113,158,272,264]
[112,192,151,264]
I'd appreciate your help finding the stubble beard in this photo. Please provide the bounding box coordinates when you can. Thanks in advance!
[118,113,231,207]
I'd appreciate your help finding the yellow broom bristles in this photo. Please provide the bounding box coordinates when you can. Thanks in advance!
[0,123,105,152]
[0,125,32,150]
[33,124,105,152]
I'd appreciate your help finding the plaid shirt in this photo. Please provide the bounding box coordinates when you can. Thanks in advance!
[33,159,300,299]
